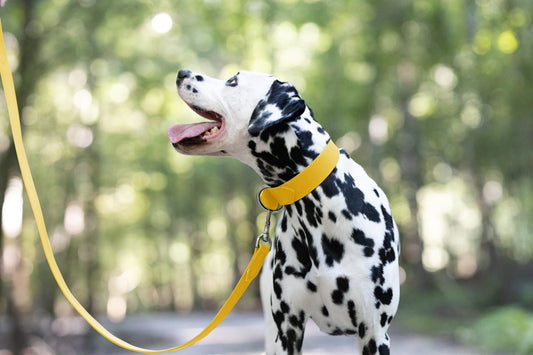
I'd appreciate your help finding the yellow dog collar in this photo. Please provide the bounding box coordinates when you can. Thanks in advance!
[259,140,340,211]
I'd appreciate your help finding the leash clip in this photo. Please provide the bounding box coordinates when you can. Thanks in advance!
[256,209,273,249]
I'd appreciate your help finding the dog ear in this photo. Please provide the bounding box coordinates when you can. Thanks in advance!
[248,80,306,136]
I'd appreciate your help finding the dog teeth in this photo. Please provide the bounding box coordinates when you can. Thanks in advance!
[203,126,220,137]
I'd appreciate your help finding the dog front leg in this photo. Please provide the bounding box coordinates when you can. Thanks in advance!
[270,299,307,355]
[269,272,308,354]
[260,253,308,355]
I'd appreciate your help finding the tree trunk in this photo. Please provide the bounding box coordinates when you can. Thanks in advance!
[0,144,17,298]
[396,62,432,288]
[1,0,41,352]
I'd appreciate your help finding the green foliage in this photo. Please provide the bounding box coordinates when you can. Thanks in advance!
[0,0,532,331]
[461,307,533,354]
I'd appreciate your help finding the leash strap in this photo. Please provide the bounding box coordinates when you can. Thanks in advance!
[259,140,340,211]
[1,19,270,353]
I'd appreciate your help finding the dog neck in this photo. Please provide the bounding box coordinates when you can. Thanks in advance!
[245,110,332,186]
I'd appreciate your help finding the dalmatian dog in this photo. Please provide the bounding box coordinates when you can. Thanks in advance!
[168,69,400,355]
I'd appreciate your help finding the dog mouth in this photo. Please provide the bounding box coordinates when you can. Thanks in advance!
[167,105,225,147]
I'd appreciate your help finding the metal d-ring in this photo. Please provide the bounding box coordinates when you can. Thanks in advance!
[257,186,283,213]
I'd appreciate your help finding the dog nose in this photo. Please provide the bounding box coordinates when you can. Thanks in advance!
[176,69,192,86]
[178,69,191,79]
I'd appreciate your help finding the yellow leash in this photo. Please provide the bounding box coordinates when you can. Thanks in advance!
[1,17,339,352]
[0,19,269,353]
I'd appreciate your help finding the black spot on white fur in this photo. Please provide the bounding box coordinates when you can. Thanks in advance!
[248,80,306,136]
[322,234,345,266]
[337,174,381,223]
[351,228,375,257]
[331,277,350,304]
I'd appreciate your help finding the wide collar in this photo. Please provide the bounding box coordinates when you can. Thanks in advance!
[258,140,340,211]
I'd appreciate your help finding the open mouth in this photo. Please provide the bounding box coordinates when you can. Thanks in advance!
[167,105,225,147]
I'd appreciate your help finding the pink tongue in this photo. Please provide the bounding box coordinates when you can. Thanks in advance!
[167,122,219,144]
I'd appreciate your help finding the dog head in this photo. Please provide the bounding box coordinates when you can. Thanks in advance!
[168,70,306,161]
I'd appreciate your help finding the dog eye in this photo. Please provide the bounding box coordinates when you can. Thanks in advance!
[226,76,238,87]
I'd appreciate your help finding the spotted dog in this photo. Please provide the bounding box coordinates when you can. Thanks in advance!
[168,70,400,355]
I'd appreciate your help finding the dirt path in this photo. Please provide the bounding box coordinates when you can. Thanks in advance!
[77,312,490,355]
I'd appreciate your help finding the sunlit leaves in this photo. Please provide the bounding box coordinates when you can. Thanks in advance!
[497,30,518,53]
[151,12,173,34]
[2,0,532,320]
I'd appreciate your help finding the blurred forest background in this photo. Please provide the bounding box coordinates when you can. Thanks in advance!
[1,0,533,354]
